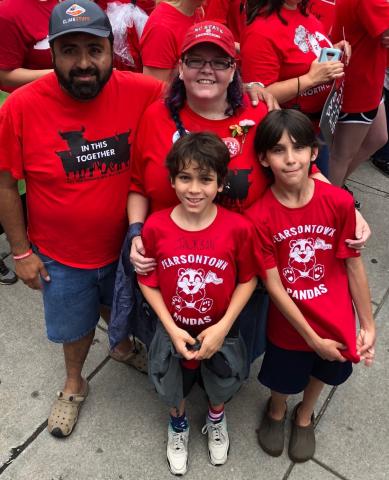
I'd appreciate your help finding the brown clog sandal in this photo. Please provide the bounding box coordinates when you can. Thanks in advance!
[48,380,89,438]
[109,338,148,374]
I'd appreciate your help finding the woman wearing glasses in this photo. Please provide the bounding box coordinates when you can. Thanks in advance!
[123,22,268,364]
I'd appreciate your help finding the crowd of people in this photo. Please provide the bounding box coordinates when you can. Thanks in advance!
[0,0,385,476]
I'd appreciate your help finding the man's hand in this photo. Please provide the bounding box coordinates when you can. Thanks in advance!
[14,253,50,290]
[311,337,347,362]
[196,323,228,360]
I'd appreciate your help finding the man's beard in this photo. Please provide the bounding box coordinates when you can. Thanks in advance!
[55,64,113,100]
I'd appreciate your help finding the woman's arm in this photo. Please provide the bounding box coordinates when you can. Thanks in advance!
[0,68,52,88]
[143,66,173,82]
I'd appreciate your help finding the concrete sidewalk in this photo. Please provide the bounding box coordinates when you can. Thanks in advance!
[0,162,388,480]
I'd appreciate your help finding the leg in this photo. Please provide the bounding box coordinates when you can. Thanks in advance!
[296,376,325,426]
[167,400,189,476]
[203,401,229,466]
[269,390,288,420]
[62,330,95,394]
[346,102,388,177]
[329,121,371,186]
[257,391,288,457]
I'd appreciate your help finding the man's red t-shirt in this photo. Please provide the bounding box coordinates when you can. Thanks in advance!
[241,7,333,114]
[245,179,360,363]
[0,0,57,91]
[138,206,259,336]
[332,0,389,112]
[140,2,202,69]
[130,97,268,214]
[0,71,163,268]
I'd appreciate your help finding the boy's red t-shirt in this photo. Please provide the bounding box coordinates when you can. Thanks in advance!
[140,2,202,69]
[241,7,333,114]
[245,179,360,363]
[130,97,269,214]
[138,206,260,336]
[0,71,163,268]
[332,0,389,112]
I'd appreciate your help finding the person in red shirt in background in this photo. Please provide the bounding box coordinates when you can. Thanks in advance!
[329,0,389,188]
[240,0,350,177]
[308,0,335,35]
[0,0,56,91]
[204,0,247,50]
[140,0,204,81]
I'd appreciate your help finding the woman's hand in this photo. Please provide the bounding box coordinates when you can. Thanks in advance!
[245,83,280,110]
[346,210,371,250]
[333,40,352,66]
[305,58,344,87]
[129,235,157,274]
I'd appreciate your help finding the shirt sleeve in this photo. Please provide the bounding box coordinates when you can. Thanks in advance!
[129,112,149,195]
[359,0,389,38]
[140,22,178,69]
[0,96,24,179]
[241,24,282,84]
[0,16,27,70]
[236,219,266,281]
[334,194,360,260]
[137,218,160,287]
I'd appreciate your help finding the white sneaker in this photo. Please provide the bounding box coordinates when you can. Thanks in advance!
[167,424,189,476]
[201,415,229,466]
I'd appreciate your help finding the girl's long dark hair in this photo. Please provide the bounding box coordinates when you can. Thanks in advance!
[165,66,244,138]
[247,0,309,25]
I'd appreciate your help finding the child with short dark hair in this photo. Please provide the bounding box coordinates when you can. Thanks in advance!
[138,132,260,475]
[246,109,376,463]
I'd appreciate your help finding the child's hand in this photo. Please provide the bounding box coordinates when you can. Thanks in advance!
[170,327,198,361]
[357,328,376,367]
[196,323,227,360]
[312,338,347,362]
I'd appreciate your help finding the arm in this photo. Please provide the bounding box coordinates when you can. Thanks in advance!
[138,282,197,359]
[244,82,279,110]
[0,171,49,289]
[345,257,376,366]
[264,267,347,361]
[0,68,52,88]
[310,173,371,249]
[265,59,344,104]
[143,66,173,82]
[196,277,257,360]
[127,192,156,273]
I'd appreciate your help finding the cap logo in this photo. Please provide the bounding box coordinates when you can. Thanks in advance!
[65,4,86,17]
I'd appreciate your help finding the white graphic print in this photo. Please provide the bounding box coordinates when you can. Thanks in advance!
[294,25,330,58]
[283,237,332,283]
[172,268,223,314]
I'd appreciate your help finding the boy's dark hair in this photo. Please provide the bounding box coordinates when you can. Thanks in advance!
[254,109,319,179]
[166,132,230,186]
[247,0,309,25]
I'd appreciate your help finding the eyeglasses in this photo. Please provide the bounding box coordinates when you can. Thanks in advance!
[183,57,234,70]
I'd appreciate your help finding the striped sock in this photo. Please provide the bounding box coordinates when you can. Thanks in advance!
[208,405,224,424]
[170,413,188,433]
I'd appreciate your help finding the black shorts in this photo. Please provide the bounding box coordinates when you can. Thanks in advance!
[258,341,352,395]
[337,98,383,125]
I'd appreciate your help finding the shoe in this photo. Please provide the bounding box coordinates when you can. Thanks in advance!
[167,423,189,476]
[0,259,17,285]
[288,402,315,463]
[201,415,229,466]
[342,184,361,210]
[47,380,89,438]
[371,156,389,176]
[109,338,148,374]
[257,398,286,457]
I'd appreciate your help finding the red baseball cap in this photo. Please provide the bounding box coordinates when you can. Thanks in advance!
[181,21,236,58]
